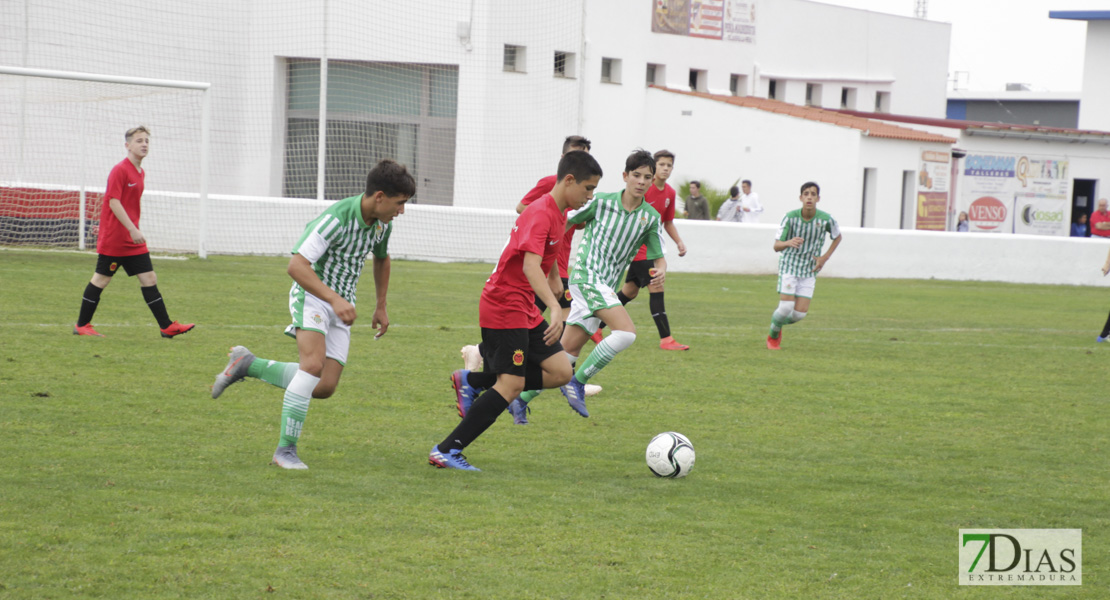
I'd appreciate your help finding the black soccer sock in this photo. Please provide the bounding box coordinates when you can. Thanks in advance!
[77,282,104,327]
[438,388,508,453]
[141,285,173,329]
[649,292,671,339]
[523,362,544,391]
[1101,311,1110,338]
[466,371,498,389]
[617,291,632,305]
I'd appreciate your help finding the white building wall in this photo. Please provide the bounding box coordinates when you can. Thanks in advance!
[1078,21,1110,132]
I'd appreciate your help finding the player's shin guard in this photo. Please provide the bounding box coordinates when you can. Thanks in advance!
[141,285,173,329]
[575,330,636,383]
[248,359,299,389]
[438,388,508,452]
[789,310,807,323]
[77,282,104,327]
[769,301,795,338]
[278,370,320,447]
[649,292,671,339]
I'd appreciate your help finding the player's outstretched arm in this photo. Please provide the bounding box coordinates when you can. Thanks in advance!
[371,254,391,337]
[816,234,843,272]
[107,198,145,245]
[288,254,356,325]
[523,252,563,345]
[663,221,687,256]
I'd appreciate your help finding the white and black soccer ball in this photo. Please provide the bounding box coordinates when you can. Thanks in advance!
[646,432,695,478]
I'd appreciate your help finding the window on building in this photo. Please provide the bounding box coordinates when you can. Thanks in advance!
[806,83,823,107]
[646,63,665,87]
[503,45,526,73]
[601,57,622,84]
[875,91,891,113]
[554,51,576,78]
[768,79,779,100]
[689,69,707,92]
[841,87,857,109]
[729,74,748,96]
[283,59,458,205]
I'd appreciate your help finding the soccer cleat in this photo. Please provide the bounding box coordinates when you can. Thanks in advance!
[590,329,604,344]
[211,345,256,399]
[561,378,589,417]
[428,445,480,471]
[451,369,481,418]
[271,445,308,470]
[507,398,530,425]
[584,383,603,397]
[160,321,195,339]
[766,334,781,350]
[73,323,104,337]
[1098,336,1108,343]
[460,344,483,371]
[659,336,689,351]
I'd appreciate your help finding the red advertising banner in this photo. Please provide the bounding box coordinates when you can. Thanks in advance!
[915,192,948,231]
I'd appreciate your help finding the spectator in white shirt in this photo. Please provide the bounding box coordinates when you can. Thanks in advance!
[739,180,764,223]
[716,185,744,223]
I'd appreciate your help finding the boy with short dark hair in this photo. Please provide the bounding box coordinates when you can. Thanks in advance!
[767,181,842,350]
[211,159,415,470]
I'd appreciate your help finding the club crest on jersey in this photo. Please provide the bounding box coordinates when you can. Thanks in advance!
[512,349,524,366]
[109,262,119,272]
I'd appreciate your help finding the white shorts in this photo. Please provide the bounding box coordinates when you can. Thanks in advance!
[285,288,352,365]
[777,273,816,299]
[566,282,622,334]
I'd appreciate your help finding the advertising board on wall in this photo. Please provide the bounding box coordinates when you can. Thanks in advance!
[652,0,756,43]
[959,153,1070,236]
[916,150,950,231]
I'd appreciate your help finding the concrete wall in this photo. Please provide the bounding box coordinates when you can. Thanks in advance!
[1079,21,1110,131]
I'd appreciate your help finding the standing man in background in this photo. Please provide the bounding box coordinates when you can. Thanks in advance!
[73,126,194,339]
[1090,199,1110,238]
[739,179,764,223]
[683,180,710,220]
[717,185,744,223]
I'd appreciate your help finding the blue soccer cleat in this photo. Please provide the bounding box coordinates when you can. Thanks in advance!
[428,445,480,471]
[1098,336,1108,343]
[507,398,530,425]
[561,378,589,418]
[451,369,481,418]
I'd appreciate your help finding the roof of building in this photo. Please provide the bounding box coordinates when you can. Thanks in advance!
[834,109,1110,140]
[652,87,958,144]
[1049,11,1110,21]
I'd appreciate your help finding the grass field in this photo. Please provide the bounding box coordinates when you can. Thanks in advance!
[1,249,1106,599]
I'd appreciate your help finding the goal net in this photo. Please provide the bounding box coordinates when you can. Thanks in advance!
[1,0,586,261]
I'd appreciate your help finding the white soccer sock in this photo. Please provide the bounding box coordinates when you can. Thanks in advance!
[770,301,795,334]
[789,310,807,323]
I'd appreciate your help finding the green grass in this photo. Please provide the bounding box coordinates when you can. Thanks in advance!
[1,249,1106,598]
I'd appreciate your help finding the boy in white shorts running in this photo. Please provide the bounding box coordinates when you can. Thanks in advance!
[510,149,667,421]
[210,159,414,469]
[767,181,842,350]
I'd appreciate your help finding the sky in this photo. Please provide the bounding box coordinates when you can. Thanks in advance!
[815,0,1109,93]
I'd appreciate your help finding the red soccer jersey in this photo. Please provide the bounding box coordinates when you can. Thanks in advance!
[1091,210,1110,238]
[96,158,148,256]
[520,174,576,278]
[480,194,566,329]
[634,181,675,261]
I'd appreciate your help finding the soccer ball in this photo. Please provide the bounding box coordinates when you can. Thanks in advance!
[645,432,695,478]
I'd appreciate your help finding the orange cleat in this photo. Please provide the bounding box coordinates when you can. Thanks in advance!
[160,321,195,339]
[659,336,689,351]
[766,334,781,350]
[73,323,105,337]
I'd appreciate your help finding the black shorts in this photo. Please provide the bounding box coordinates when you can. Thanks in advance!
[480,322,564,378]
[95,253,154,277]
[624,259,654,289]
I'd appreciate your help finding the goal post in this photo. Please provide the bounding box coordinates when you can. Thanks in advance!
[0,66,211,256]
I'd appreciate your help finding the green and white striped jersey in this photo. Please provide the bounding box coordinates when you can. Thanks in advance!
[776,208,840,277]
[290,194,392,305]
[567,191,664,290]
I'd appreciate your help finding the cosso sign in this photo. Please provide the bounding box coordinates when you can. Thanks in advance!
[968,196,1007,230]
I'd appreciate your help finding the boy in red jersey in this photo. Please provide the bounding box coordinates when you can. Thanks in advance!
[73,126,194,338]
[617,149,689,350]
[430,151,603,471]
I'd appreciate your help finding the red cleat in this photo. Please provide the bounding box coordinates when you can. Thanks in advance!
[160,321,195,339]
[766,334,781,350]
[590,329,604,344]
[73,323,104,337]
[659,336,689,351]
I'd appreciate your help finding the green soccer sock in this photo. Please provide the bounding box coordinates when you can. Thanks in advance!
[278,370,319,448]
[573,341,619,384]
[248,358,299,389]
[518,389,541,406]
